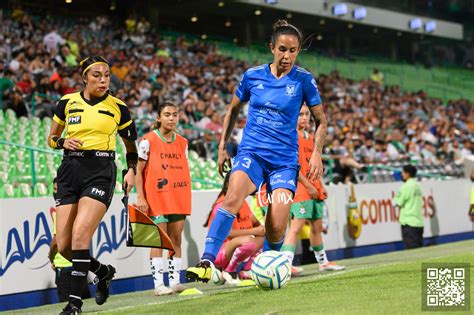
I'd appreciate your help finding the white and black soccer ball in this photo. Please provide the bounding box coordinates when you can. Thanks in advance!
[211,268,225,285]
[250,251,291,290]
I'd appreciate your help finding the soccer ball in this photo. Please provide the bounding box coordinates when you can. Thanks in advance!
[211,268,225,285]
[250,251,291,290]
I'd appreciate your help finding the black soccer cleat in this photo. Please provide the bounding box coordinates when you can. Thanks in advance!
[59,301,82,315]
[185,260,212,283]
[95,265,116,305]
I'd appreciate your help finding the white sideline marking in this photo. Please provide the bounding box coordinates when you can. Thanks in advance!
[97,262,399,313]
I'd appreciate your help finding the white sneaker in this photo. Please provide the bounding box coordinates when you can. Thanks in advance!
[222,271,241,285]
[291,266,304,276]
[154,284,174,296]
[170,283,187,293]
[319,262,346,272]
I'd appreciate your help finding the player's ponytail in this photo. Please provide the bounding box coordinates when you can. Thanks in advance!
[204,172,231,227]
[271,19,303,48]
[152,101,179,130]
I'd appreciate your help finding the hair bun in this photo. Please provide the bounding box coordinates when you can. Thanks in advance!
[272,19,289,31]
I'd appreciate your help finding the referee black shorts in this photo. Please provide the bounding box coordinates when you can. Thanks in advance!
[56,150,117,209]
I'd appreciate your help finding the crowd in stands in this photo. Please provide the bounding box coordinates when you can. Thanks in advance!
[1,8,472,183]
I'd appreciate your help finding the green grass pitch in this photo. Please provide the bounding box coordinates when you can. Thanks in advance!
[7,240,473,314]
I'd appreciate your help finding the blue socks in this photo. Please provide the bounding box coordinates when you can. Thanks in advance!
[201,208,236,262]
[263,236,285,251]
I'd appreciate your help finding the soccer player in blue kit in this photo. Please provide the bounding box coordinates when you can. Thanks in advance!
[186,20,327,282]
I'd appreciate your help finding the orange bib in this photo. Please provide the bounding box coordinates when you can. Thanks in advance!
[142,130,192,216]
[209,196,254,231]
[294,132,327,202]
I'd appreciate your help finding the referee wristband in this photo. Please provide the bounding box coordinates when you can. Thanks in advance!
[126,152,138,175]
[50,136,65,149]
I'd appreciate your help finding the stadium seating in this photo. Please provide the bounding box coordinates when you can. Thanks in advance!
[0,115,224,198]
[218,42,474,101]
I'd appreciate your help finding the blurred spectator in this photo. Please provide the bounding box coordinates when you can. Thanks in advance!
[0,8,472,172]
[370,68,384,84]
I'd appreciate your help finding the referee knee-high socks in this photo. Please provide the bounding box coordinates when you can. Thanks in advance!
[70,250,90,308]
[90,256,109,280]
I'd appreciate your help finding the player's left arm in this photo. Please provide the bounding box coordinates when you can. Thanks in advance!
[118,103,138,193]
[308,105,327,181]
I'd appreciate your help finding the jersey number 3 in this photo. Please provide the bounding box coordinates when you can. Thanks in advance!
[234,158,252,169]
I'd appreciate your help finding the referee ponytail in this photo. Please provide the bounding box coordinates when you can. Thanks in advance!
[152,101,179,130]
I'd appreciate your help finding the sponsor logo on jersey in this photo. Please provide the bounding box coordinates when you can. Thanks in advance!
[68,116,81,125]
[95,151,113,158]
[157,178,168,189]
[256,83,264,90]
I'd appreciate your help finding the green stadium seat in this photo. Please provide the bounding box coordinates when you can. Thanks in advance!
[15,162,32,183]
[34,182,49,197]
[19,183,33,197]
[0,152,7,162]
[188,150,199,161]
[0,161,8,172]
[31,116,41,128]
[192,182,203,190]
[0,184,16,198]
[206,160,217,169]
[0,171,10,185]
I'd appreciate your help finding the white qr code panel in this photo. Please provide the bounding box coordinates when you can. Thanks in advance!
[423,264,470,311]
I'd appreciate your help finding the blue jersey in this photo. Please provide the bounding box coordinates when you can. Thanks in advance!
[235,63,321,166]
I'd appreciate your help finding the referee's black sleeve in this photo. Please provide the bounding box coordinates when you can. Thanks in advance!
[53,98,69,125]
[118,104,137,141]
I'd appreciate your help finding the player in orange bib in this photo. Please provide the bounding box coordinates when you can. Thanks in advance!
[281,105,345,275]
[204,173,264,285]
[136,101,192,295]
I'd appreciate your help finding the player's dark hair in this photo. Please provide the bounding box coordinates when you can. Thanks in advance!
[152,101,179,130]
[204,172,231,227]
[271,19,303,48]
[403,164,417,178]
[79,55,109,76]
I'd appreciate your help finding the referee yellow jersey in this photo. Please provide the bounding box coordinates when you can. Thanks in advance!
[53,91,134,151]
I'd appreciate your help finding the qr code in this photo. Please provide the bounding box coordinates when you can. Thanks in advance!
[426,268,465,306]
[423,263,470,311]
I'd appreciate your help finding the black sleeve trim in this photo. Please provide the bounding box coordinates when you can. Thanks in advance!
[118,104,132,127]
[55,99,69,121]
[118,120,138,141]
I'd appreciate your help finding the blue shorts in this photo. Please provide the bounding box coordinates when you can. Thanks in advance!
[231,151,298,195]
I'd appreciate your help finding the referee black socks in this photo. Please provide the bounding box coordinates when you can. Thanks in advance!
[90,256,109,280]
[70,249,90,308]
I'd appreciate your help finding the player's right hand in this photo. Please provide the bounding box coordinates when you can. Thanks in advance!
[136,197,149,214]
[63,138,83,151]
[218,146,231,177]
[253,225,265,237]
[307,185,319,200]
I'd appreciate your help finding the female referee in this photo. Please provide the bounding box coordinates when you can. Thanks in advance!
[48,55,138,314]
[135,101,192,296]
[186,20,327,282]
